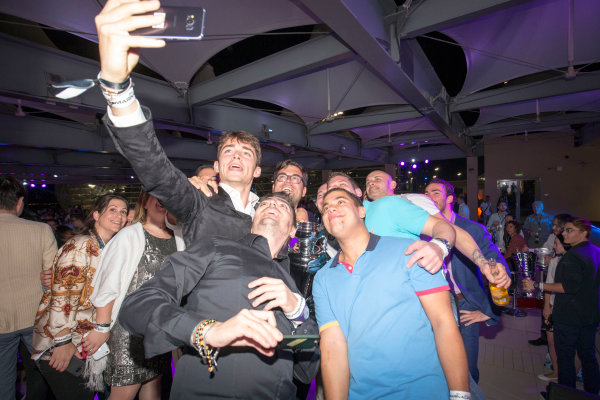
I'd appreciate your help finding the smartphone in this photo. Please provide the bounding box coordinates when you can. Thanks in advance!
[65,357,85,377]
[131,7,206,40]
[92,342,110,360]
[277,334,320,349]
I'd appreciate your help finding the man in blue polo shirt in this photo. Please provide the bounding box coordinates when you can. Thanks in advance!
[313,188,470,400]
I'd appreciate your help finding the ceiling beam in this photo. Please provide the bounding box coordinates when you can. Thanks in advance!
[189,35,353,106]
[293,0,472,154]
[468,112,600,136]
[393,0,534,39]
[362,131,447,148]
[391,144,466,162]
[451,72,600,112]
[308,105,421,135]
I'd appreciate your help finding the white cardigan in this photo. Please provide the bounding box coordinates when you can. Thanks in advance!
[90,222,184,327]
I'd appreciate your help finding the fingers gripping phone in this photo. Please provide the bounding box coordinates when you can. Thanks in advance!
[131,7,206,40]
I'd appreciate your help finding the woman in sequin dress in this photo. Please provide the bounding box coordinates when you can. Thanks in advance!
[86,191,176,400]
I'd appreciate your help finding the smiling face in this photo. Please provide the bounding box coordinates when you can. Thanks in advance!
[272,165,306,208]
[365,170,396,201]
[321,189,366,240]
[425,182,453,213]
[94,198,127,241]
[214,138,261,189]
[253,195,296,239]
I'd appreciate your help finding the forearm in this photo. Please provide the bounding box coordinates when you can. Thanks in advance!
[321,345,350,400]
[542,282,565,293]
[95,301,114,324]
[454,225,490,273]
[430,219,456,247]
[433,319,470,392]
[102,109,201,222]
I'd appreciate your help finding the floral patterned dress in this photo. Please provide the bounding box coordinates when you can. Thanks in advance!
[32,232,103,360]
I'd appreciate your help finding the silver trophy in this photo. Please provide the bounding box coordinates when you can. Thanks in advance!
[513,251,537,297]
[288,222,328,301]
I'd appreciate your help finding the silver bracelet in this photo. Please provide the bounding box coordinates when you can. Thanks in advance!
[449,390,471,400]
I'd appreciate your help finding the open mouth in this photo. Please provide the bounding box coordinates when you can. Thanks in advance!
[228,162,243,171]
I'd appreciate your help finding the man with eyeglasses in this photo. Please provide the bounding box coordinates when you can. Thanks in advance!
[272,160,309,223]
[524,217,600,395]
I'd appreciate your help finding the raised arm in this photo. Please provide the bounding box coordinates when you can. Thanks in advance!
[96,0,207,223]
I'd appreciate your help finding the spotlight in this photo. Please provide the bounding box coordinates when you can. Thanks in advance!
[412,164,417,169]
[424,159,429,164]
[130,175,135,179]
[411,158,415,162]
[53,174,58,178]
[399,161,405,166]
[30,183,36,188]
[41,184,47,188]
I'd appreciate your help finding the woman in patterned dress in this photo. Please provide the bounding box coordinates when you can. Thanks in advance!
[86,191,177,400]
[32,194,128,400]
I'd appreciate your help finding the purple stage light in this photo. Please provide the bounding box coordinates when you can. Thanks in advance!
[400,161,405,166]
[412,164,417,169]
[41,184,47,188]
[425,159,429,164]
[30,183,36,188]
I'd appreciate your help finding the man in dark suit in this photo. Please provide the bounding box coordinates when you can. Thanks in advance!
[425,178,510,383]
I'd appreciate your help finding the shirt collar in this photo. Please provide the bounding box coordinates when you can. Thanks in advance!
[329,233,380,267]
[219,183,260,217]
[242,233,289,262]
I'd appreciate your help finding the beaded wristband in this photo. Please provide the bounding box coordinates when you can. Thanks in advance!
[191,319,219,373]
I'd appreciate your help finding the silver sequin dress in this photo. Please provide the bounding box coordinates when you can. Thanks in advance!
[104,229,176,386]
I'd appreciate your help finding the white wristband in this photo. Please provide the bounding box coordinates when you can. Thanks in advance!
[101,82,136,109]
[449,390,471,400]
[284,293,306,320]
[430,238,450,258]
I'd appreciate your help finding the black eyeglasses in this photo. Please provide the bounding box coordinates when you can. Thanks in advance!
[275,174,303,185]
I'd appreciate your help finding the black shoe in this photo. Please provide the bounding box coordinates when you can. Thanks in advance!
[529,337,548,346]
[539,391,548,400]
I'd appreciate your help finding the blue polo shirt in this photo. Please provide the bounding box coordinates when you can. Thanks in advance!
[313,234,450,399]
[363,196,430,239]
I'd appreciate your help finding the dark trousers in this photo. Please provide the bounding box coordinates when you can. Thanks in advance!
[458,298,481,383]
[38,359,97,400]
[554,322,600,394]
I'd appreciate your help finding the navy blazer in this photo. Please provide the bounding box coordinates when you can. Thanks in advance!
[451,215,510,325]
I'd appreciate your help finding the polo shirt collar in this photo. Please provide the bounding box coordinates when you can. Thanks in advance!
[329,233,380,267]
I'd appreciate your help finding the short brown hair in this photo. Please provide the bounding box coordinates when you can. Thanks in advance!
[323,188,363,208]
[258,192,297,226]
[429,178,455,199]
[0,176,26,210]
[506,219,522,233]
[218,131,262,165]
[274,159,308,186]
[327,172,360,191]
[569,217,591,238]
